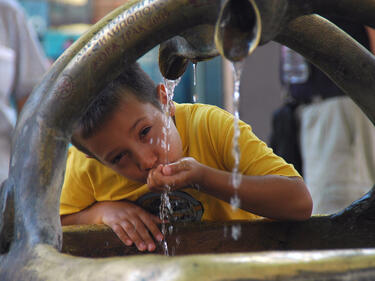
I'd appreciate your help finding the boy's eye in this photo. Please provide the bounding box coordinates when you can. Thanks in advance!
[111,152,127,165]
[140,126,151,139]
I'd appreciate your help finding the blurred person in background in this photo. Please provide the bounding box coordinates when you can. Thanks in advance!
[0,0,50,183]
[272,18,375,215]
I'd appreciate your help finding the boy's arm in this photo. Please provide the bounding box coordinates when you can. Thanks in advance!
[148,158,312,221]
[61,147,163,252]
[61,200,163,252]
[201,163,311,220]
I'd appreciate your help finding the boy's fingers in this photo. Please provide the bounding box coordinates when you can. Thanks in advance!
[162,159,191,176]
[147,171,169,191]
[141,214,164,243]
[131,219,157,252]
[120,220,147,251]
[148,172,188,192]
[147,165,164,186]
[111,223,133,247]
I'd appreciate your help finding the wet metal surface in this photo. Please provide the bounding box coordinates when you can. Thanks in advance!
[1,0,375,280]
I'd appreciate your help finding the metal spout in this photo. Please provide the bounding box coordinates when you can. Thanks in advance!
[214,0,261,61]
[159,25,220,80]
[159,0,261,79]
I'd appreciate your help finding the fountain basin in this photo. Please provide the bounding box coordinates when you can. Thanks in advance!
[62,213,375,258]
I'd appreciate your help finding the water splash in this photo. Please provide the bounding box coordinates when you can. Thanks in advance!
[193,93,198,103]
[159,186,171,256]
[230,194,241,210]
[159,77,181,255]
[231,224,241,241]
[230,59,245,239]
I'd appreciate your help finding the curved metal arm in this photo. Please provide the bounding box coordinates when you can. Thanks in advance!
[2,0,375,280]
[275,14,375,125]
[4,0,222,252]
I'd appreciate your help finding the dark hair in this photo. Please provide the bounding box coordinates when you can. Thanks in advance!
[71,63,161,155]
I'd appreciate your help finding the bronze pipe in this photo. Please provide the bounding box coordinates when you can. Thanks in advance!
[160,0,264,78]
[214,0,261,61]
[2,0,151,250]
[4,0,223,255]
[2,0,375,280]
[159,0,375,78]
[159,0,262,78]
[310,0,375,28]
[158,0,375,124]
[158,25,220,80]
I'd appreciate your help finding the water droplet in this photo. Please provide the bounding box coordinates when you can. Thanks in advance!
[231,172,242,189]
[230,194,241,210]
[231,224,241,241]
[162,240,169,256]
[193,93,198,103]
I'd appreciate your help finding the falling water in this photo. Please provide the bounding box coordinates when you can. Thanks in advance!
[193,62,197,86]
[160,77,181,255]
[193,93,198,103]
[230,59,245,240]
[192,63,198,103]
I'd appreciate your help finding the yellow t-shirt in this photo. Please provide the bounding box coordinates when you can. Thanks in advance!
[60,103,300,221]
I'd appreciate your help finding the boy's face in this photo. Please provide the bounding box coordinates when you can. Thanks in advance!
[76,85,183,183]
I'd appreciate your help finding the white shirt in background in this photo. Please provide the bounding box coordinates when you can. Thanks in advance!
[0,0,49,183]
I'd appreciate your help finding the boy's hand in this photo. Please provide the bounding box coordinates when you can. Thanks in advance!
[96,201,163,252]
[147,157,204,192]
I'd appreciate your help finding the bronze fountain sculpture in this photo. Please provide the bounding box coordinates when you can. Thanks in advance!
[1,0,375,280]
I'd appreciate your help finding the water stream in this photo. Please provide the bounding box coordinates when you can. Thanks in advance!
[193,63,198,103]
[158,59,245,248]
[193,62,197,86]
[160,77,181,255]
[230,59,245,240]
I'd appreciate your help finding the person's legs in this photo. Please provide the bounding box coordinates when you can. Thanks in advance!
[299,96,375,215]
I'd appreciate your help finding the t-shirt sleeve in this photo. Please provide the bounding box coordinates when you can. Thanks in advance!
[208,107,300,177]
[60,147,96,216]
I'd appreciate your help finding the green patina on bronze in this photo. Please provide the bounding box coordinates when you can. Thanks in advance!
[1,0,375,280]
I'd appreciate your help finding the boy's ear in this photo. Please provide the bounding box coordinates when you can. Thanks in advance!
[157,83,167,104]
[156,83,176,116]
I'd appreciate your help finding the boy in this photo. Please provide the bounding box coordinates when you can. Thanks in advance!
[60,63,312,252]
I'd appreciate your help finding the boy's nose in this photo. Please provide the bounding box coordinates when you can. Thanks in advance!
[136,148,157,171]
